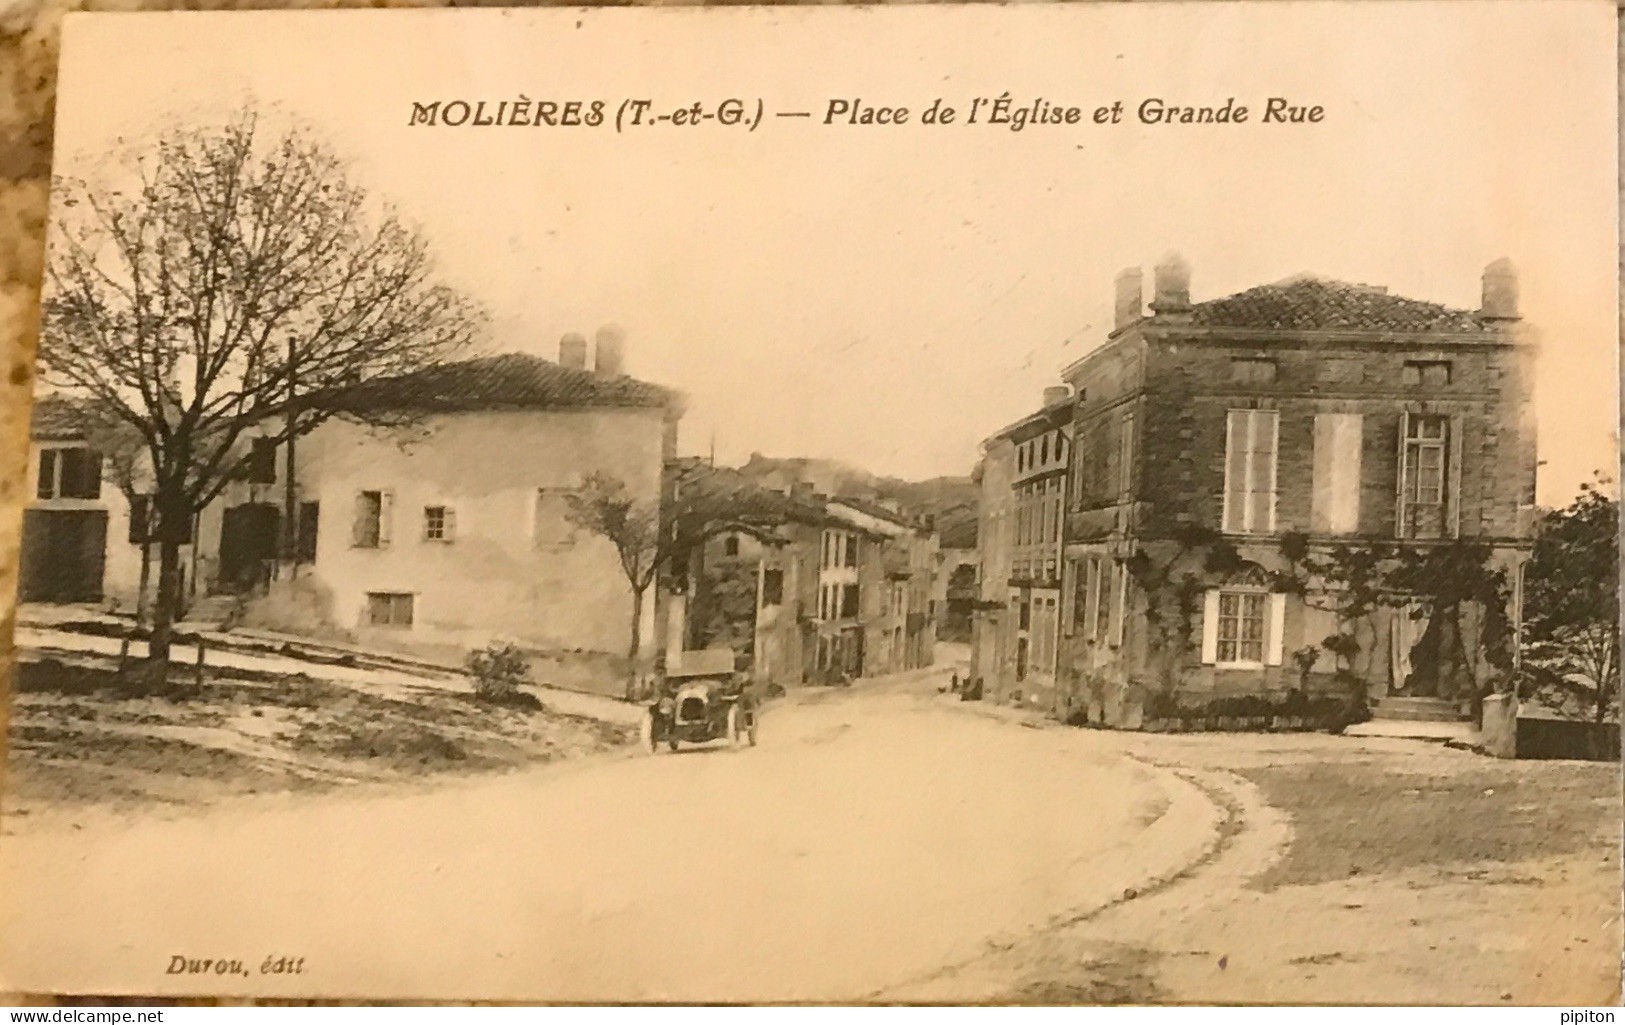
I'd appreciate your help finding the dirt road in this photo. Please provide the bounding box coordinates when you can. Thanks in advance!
[1,662,1222,1002]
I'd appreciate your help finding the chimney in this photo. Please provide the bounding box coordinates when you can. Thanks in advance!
[1043,385,1072,408]
[1114,267,1144,330]
[559,332,588,370]
[1480,258,1519,320]
[594,324,627,377]
[1151,252,1191,313]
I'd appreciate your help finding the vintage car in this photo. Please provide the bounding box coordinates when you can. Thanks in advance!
[641,648,758,753]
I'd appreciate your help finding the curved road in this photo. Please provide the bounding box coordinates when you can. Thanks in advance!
[2,665,1222,1002]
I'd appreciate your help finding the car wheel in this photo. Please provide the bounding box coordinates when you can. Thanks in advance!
[726,704,741,745]
[668,739,679,752]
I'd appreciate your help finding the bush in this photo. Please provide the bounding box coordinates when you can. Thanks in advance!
[466,642,533,705]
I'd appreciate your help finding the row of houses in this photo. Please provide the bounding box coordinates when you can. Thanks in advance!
[21,328,936,695]
[970,256,1538,726]
[667,466,938,686]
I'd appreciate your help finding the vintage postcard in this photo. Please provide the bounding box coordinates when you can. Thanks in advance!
[1,0,1619,1005]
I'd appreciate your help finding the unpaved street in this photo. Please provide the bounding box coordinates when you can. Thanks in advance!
[1,662,1219,1003]
[4,658,1618,1005]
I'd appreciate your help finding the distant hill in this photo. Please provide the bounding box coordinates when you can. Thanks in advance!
[737,455,979,549]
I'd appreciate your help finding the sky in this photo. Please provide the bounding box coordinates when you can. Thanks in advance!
[49,1,1619,506]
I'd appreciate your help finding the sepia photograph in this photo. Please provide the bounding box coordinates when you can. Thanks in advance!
[0,1,1619,1006]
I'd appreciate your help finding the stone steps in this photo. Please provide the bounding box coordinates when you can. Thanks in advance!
[1372,695,1469,722]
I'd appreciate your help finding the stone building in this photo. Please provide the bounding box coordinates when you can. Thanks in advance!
[975,256,1538,726]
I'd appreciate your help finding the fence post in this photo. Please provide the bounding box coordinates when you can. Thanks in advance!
[195,636,206,688]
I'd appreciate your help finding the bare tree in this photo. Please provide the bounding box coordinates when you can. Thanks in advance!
[565,473,663,702]
[565,463,796,701]
[37,105,485,682]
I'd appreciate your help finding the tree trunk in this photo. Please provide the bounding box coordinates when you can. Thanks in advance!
[146,488,190,686]
[135,542,152,626]
[626,586,645,703]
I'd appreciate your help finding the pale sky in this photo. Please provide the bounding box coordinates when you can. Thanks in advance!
[51,2,1618,505]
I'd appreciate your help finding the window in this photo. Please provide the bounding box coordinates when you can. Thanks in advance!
[247,438,278,485]
[1311,413,1363,534]
[1018,599,1031,631]
[840,584,860,619]
[844,534,859,568]
[1402,361,1452,388]
[352,490,391,548]
[1399,413,1454,539]
[724,534,740,557]
[128,495,194,545]
[366,592,414,628]
[761,569,784,607]
[1231,358,1278,384]
[1201,589,1286,668]
[534,488,578,548]
[423,505,456,543]
[1041,435,1051,463]
[36,447,102,500]
[1222,409,1278,534]
[1216,591,1266,664]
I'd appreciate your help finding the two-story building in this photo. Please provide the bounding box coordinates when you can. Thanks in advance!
[21,336,686,694]
[968,392,1074,710]
[976,255,1538,726]
[1073,255,1537,725]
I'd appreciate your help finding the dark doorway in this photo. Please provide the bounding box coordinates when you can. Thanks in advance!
[219,503,280,593]
[18,509,108,603]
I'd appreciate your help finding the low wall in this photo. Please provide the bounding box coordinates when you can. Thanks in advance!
[1515,716,1621,761]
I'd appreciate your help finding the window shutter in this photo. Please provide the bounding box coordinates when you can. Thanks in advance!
[443,507,457,542]
[1112,568,1130,647]
[1262,411,1278,533]
[1395,411,1411,538]
[82,451,104,500]
[1221,412,1239,532]
[1200,589,1221,664]
[378,490,395,547]
[1448,415,1465,538]
[1265,593,1287,666]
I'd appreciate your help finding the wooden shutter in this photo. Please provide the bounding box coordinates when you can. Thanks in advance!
[1259,410,1279,533]
[1221,412,1239,532]
[1448,414,1465,538]
[1395,411,1411,538]
[1200,589,1221,663]
[378,490,394,547]
[1264,593,1287,666]
[1112,568,1130,647]
[351,493,368,547]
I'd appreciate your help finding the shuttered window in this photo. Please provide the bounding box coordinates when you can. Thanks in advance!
[1222,410,1278,534]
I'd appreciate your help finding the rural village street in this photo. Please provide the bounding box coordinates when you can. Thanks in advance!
[3,651,1619,1004]
[2,656,1214,1003]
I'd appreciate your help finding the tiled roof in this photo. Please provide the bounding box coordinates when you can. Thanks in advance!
[1189,277,1487,334]
[29,394,95,440]
[336,352,678,413]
